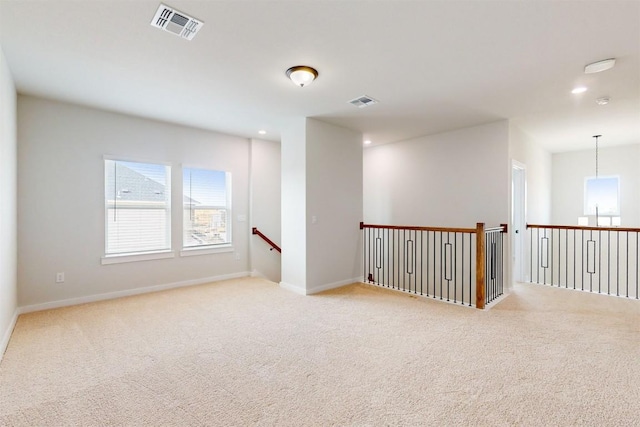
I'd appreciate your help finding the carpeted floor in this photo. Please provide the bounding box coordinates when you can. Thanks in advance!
[0,277,638,426]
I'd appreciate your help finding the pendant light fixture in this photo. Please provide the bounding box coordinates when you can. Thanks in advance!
[286,66,318,87]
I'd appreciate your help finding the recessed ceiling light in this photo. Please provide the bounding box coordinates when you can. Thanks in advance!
[584,58,616,74]
[364,140,372,145]
[258,130,267,135]
[571,87,587,94]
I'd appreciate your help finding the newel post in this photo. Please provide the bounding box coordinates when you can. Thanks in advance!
[476,222,486,309]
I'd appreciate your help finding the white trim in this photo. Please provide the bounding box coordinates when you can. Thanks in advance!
[279,277,361,296]
[307,277,361,295]
[101,250,175,265]
[279,281,306,295]
[180,245,234,257]
[0,309,19,363]
[103,154,172,166]
[17,272,250,314]
[251,269,267,279]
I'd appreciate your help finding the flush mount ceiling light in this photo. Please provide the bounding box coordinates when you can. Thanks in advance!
[584,58,616,74]
[571,86,588,94]
[596,96,610,105]
[286,66,318,87]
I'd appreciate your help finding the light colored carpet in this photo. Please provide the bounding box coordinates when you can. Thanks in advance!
[0,277,638,426]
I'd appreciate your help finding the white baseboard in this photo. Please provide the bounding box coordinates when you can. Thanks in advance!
[279,281,306,295]
[0,309,19,364]
[307,277,361,295]
[17,271,251,315]
[279,277,361,296]
[250,270,265,279]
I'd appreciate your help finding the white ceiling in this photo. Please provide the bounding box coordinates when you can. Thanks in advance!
[0,0,638,152]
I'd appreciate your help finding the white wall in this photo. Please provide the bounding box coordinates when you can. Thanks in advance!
[280,119,307,290]
[305,118,363,291]
[17,96,251,307]
[552,144,640,227]
[280,118,362,294]
[0,47,18,360]
[509,124,552,224]
[364,121,510,228]
[250,138,281,282]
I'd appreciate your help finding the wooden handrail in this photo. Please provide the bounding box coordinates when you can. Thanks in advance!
[527,223,640,233]
[360,222,476,234]
[360,222,507,234]
[252,227,281,253]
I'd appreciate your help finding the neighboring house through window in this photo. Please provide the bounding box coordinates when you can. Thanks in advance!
[105,159,171,255]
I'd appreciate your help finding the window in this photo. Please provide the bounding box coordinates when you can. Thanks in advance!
[105,159,171,256]
[584,176,619,216]
[183,167,231,248]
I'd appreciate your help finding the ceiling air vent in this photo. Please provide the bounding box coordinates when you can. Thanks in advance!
[151,3,203,40]
[348,95,379,108]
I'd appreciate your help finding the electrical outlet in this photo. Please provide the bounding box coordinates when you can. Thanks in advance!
[235,253,241,261]
[56,272,65,283]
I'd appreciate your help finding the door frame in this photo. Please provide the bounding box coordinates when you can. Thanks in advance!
[512,160,527,283]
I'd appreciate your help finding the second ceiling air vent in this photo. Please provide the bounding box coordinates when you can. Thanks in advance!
[348,95,379,108]
[150,3,204,41]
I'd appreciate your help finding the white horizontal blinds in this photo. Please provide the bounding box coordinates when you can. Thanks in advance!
[183,168,231,248]
[105,159,171,255]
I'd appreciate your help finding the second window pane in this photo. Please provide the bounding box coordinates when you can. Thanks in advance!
[183,168,231,248]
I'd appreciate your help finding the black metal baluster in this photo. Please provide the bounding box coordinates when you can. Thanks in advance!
[385,228,391,288]
[453,232,458,304]
[432,230,437,298]
[581,229,585,291]
[362,225,366,283]
[565,228,568,288]
[461,232,465,305]
[552,228,556,286]
[500,229,505,296]
[530,227,533,282]
[625,231,629,298]
[598,229,602,293]
[469,233,472,307]
[426,230,430,297]
[607,231,611,295]
[616,231,620,297]
[537,228,540,283]
[439,231,443,300]
[573,230,578,289]
[420,230,423,295]
[368,226,371,283]
[587,231,595,292]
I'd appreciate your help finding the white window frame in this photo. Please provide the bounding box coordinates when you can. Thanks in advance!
[584,175,620,216]
[102,156,173,264]
[181,166,232,254]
